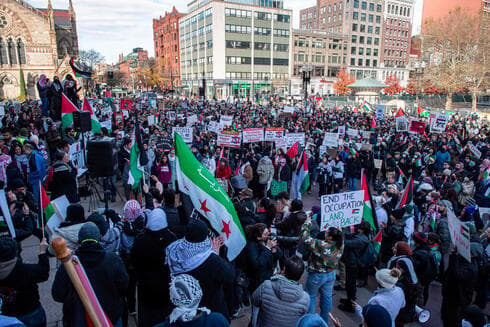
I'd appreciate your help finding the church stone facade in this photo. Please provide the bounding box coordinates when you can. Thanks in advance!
[0,0,79,99]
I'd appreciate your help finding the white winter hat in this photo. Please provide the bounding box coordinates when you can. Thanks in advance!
[375,269,400,289]
[146,208,168,231]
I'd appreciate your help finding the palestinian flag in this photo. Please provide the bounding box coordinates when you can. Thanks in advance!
[127,121,148,190]
[174,133,246,260]
[292,150,310,199]
[61,93,79,134]
[429,211,437,231]
[286,141,299,159]
[363,102,373,112]
[395,108,405,118]
[397,167,406,186]
[396,176,413,209]
[69,57,92,79]
[372,229,382,253]
[361,169,377,231]
[370,118,376,130]
[82,98,101,134]
[417,105,430,118]
[120,99,133,110]
[353,107,359,114]
[41,186,56,224]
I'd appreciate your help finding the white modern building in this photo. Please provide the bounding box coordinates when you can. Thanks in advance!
[179,0,292,99]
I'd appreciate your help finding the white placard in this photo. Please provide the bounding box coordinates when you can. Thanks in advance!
[275,139,288,150]
[320,190,364,230]
[375,105,385,120]
[207,121,222,134]
[264,127,284,141]
[346,128,359,137]
[285,133,305,147]
[167,111,176,121]
[361,130,371,139]
[46,195,70,235]
[173,127,193,143]
[0,190,15,238]
[479,207,490,222]
[217,131,241,148]
[100,120,112,131]
[396,117,409,132]
[283,106,296,113]
[0,104,5,117]
[187,114,198,126]
[323,133,339,148]
[220,115,233,126]
[242,128,264,143]
[148,115,156,126]
[448,209,471,263]
[467,143,481,159]
[337,125,346,135]
[69,142,87,177]
[429,113,449,133]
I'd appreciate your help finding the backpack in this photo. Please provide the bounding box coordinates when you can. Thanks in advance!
[419,250,439,284]
[359,241,378,266]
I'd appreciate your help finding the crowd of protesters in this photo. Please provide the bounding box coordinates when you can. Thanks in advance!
[0,84,488,327]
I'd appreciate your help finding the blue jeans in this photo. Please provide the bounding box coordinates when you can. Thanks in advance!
[17,304,46,327]
[305,270,336,324]
[348,177,358,191]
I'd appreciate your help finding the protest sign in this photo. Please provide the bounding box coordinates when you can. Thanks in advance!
[285,133,305,147]
[467,142,482,159]
[448,210,471,262]
[346,128,359,137]
[275,139,288,150]
[271,180,288,196]
[0,103,5,117]
[375,105,384,120]
[148,115,156,126]
[479,207,490,223]
[374,159,383,169]
[150,99,157,108]
[409,120,425,134]
[177,114,185,120]
[360,130,371,140]
[429,113,449,133]
[319,145,327,157]
[320,190,364,230]
[337,125,346,135]
[242,128,264,143]
[217,131,241,148]
[187,114,198,126]
[100,120,112,131]
[69,142,87,177]
[220,115,233,126]
[0,190,15,238]
[46,195,70,235]
[264,127,284,141]
[216,178,229,193]
[323,133,339,148]
[167,111,176,121]
[173,127,193,143]
[122,110,129,118]
[282,106,297,114]
[114,112,123,126]
[207,121,222,134]
[396,117,408,132]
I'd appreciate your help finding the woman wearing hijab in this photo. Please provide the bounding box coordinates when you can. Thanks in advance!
[62,74,81,106]
[36,74,50,117]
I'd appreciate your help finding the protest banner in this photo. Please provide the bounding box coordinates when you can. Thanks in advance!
[320,190,364,230]
[323,132,339,147]
[0,190,15,238]
[467,142,482,159]
[275,139,288,150]
[375,105,385,120]
[207,121,222,134]
[69,142,87,177]
[429,113,449,133]
[186,114,198,126]
[282,106,297,114]
[409,120,425,134]
[346,128,359,137]
[173,127,193,143]
[264,127,284,141]
[242,128,264,143]
[167,111,176,120]
[337,125,346,135]
[100,120,112,131]
[271,180,288,196]
[448,209,471,262]
[396,117,409,132]
[285,133,305,147]
[220,115,233,126]
[217,130,241,148]
[360,130,371,140]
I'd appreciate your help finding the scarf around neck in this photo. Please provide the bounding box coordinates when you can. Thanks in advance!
[166,238,213,275]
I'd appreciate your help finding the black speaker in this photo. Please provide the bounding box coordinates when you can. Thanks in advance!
[87,140,114,177]
[73,111,92,133]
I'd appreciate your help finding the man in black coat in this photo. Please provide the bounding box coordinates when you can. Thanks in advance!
[50,151,79,203]
[52,222,129,326]
[131,208,177,327]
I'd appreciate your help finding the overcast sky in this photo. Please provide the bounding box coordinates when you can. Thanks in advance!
[29,0,423,64]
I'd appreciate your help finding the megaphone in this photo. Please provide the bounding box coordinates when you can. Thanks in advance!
[415,305,431,323]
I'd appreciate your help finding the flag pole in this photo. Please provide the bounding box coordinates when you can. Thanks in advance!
[39,180,44,237]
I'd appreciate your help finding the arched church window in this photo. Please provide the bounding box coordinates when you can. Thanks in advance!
[17,38,26,65]
[7,38,16,65]
[0,38,8,65]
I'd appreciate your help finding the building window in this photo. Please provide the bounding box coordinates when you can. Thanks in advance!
[376,15,381,23]
[358,58,363,66]
[273,43,288,51]
[351,46,356,54]
[375,26,380,34]
[374,37,379,45]
[0,38,7,65]
[368,14,373,22]
[226,56,251,64]
[352,23,358,31]
[273,58,288,65]
[254,57,271,65]
[255,11,272,20]
[273,29,289,37]
[366,59,370,66]
[254,27,271,35]
[255,42,271,50]
[360,24,365,32]
[339,14,342,22]
[368,25,373,33]
[354,0,359,8]
[359,36,365,44]
[351,35,357,43]
[376,4,382,12]
[373,59,377,67]
[366,48,371,55]
[359,47,364,55]
[275,14,290,22]
[353,12,358,20]
[361,1,367,9]
[361,13,366,21]
[226,40,251,49]
[367,36,372,44]
[7,38,16,65]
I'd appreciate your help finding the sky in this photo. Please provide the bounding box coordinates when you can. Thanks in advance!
[29,0,423,64]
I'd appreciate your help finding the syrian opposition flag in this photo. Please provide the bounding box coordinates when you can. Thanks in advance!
[286,141,299,159]
[292,150,310,199]
[127,122,148,190]
[395,108,405,118]
[361,169,377,231]
[363,101,373,112]
[396,176,413,209]
[82,98,101,134]
[174,133,245,260]
[61,93,79,133]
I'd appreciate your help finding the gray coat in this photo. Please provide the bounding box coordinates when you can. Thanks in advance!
[251,275,309,327]
[257,157,274,185]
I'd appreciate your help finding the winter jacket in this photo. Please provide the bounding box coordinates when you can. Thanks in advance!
[346,157,362,179]
[442,253,478,308]
[276,211,307,241]
[0,254,49,317]
[435,216,451,254]
[274,164,291,182]
[156,162,172,184]
[242,163,254,184]
[341,232,369,267]
[412,245,434,285]
[163,205,186,238]
[245,240,282,292]
[187,253,235,319]
[367,286,405,327]
[257,158,274,185]
[52,242,128,326]
[131,228,177,313]
[50,160,79,203]
[251,275,309,327]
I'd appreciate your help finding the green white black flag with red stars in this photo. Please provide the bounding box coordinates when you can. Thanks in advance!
[174,133,246,260]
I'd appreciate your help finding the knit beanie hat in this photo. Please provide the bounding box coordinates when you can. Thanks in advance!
[375,268,400,289]
[185,219,208,243]
[0,237,17,262]
[87,213,109,236]
[362,304,392,327]
[146,208,168,231]
[78,222,101,244]
[395,241,412,256]
[123,200,142,222]
[66,204,85,223]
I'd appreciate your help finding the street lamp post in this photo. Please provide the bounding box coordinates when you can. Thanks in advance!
[300,64,313,109]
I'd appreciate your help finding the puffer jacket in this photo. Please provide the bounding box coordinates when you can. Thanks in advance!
[257,157,274,185]
[251,275,309,327]
[48,223,84,255]
[341,232,369,267]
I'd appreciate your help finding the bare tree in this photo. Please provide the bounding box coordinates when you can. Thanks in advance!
[79,49,105,69]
